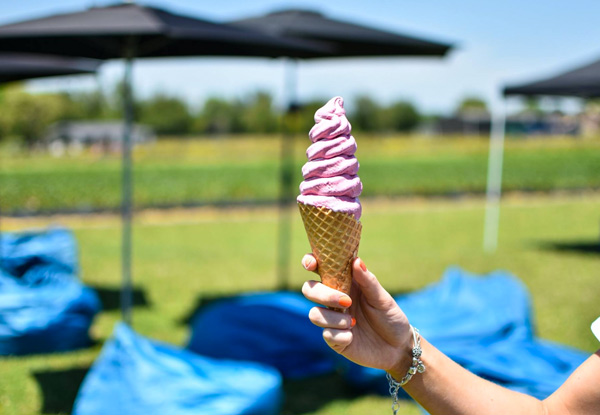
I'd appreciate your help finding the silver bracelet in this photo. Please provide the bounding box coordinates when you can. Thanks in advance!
[386,325,426,415]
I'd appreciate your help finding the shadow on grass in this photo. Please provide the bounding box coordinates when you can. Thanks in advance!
[90,284,151,311]
[537,239,600,256]
[32,366,90,415]
[281,372,361,415]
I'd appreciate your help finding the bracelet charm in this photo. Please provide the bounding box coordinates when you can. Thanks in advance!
[386,325,426,415]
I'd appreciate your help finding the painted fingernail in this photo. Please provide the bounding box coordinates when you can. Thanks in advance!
[302,257,314,269]
[359,259,367,272]
[339,295,352,308]
[351,317,356,328]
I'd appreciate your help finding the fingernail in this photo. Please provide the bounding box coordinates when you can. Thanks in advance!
[351,317,356,328]
[339,295,352,308]
[359,259,367,272]
[302,257,314,269]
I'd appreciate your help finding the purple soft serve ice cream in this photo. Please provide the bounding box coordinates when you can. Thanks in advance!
[297,96,362,220]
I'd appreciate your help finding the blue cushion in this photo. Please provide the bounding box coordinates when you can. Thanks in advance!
[73,323,282,415]
[1,227,79,276]
[0,228,100,355]
[187,291,337,379]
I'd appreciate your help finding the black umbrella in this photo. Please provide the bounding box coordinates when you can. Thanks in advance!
[0,4,327,59]
[0,53,100,84]
[232,9,452,58]
[484,56,600,253]
[0,3,328,325]
[231,9,453,288]
[504,56,600,98]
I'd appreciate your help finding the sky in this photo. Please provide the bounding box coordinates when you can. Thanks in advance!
[1,0,600,114]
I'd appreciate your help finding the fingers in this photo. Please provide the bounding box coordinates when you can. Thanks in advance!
[352,258,395,308]
[308,306,355,330]
[322,328,353,353]
[301,254,317,272]
[302,280,352,309]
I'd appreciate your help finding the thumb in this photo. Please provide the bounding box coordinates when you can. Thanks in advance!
[352,258,395,309]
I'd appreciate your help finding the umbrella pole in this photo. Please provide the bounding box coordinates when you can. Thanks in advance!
[120,40,135,325]
[483,102,507,253]
[0,192,2,267]
[276,58,298,290]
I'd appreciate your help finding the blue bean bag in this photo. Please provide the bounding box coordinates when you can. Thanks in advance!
[1,227,79,276]
[0,228,100,355]
[73,323,282,415]
[343,267,588,400]
[187,291,337,379]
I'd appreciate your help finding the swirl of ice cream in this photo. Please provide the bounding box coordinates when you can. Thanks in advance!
[297,96,362,220]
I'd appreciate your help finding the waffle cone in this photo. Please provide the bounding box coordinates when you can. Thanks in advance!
[298,203,362,295]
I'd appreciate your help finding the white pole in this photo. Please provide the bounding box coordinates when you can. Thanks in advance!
[483,101,506,253]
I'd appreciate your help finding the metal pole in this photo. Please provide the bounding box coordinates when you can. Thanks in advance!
[120,39,135,325]
[276,58,298,290]
[0,139,4,266]
[0,176,3,267]
[483,102,507,253]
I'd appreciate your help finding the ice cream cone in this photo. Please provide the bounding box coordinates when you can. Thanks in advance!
[298,202,362,296]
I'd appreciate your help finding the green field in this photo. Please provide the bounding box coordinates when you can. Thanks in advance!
[1,135,599,214]
[1,194,599,415]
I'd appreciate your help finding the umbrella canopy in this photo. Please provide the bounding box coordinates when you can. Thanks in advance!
[0,53,100,84]
[231,9,452,58]
[0,3,328,59]
[0,3,329,325]
[503,56,600,98]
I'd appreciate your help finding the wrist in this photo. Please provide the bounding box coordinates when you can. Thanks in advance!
[388,325,416,380]
[387,326,426,385]
[385,326,426,414]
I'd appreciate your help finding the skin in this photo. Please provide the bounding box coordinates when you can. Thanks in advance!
[301,254,600,415]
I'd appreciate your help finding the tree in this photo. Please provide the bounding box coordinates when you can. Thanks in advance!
[62,90,109,120]
[106,80,142,120]
[241,91,279,134]
[384,100,420,132]
[290,100,326,135]
[351,95,381,132]
[0,85,69,147]
[520,97,545,116]
[456,96,488,114]
[139,93,192,135]
[196,97,244,134]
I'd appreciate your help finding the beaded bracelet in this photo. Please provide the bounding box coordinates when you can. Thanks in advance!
[386,325,426,415]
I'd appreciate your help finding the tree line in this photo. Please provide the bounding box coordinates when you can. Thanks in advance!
[0,83,429,145]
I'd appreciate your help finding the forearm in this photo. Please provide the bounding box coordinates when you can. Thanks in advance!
[392,338,547,415]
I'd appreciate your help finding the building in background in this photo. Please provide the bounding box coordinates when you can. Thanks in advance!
[422,112,579,136]
[44,121,155,156]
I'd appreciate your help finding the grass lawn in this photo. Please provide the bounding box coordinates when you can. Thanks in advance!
[1,135,599,214]
[1,193,598,415]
